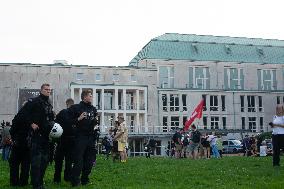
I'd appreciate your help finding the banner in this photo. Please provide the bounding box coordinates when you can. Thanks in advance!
[18,89,54,111]
[184,99,204,131]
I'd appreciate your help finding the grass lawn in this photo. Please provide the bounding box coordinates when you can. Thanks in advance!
[1,155,284,189]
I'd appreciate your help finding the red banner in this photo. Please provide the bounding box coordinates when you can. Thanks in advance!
[184,99,204,131]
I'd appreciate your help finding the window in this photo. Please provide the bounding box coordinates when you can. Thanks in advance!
[222,117,226,129]
[203,116,207,130]
[240,95,244,112]
[130,74,137,82]
[182,94,187,111]
[95,74,101,81]
[221,95,226,111]
[248,117,257,132]
[76,73,83,81]
[104,91,113,110]
[162,94,167,112]
[112,73,119,81]
[277,96,281,104]
[189,67,210,89]
[170,94,179,111]
[224,68,244,90]
[258,96,263,112]
[129,115,135,133]
[257,69,277,90]
[211,117,219,129]
[241,117,245,130]
[210,95,218,111]
[247,96,255,112]
[159,66,174,88]
[171,116,179,130]
[126,92,134,110]
[96,91,101,110]
[260,117,264,132]
[202,94,207,111]
[163,117,168,132]
[183,117,188,126]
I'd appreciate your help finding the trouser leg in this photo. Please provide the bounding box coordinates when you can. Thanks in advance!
[9,147,20,186]
[30,136,49,189]
[54,142,64,182]
[81,138,95,184]
[19,149,31,186]
[64,139,74,182]
[71,136,87,186]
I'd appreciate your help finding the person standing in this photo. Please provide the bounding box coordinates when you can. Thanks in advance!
[209,133,220,158]
[9,103,32,186]
[189,124,201,160]
[53,98,75,183]
[69,90,97,187]
[113,116,128,163]
[21,83,54,189]
[216,135,223,158]
[269,105,284,166]
[1,122,12,161]
[172,129,183,158]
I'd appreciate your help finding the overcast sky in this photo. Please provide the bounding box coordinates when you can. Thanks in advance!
[1,0,284,66]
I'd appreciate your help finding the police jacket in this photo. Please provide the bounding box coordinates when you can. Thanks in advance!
[55,108,75,137]
[10,104,31,146]
[21,94,54,138]
[68,101,97,136]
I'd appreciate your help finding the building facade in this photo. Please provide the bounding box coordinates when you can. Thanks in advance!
[1,33,284,156]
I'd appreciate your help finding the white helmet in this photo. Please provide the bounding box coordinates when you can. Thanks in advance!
[49,123,63,138]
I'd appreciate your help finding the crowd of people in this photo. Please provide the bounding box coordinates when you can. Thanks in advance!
[167,124,223,160]
[0,84,125,189]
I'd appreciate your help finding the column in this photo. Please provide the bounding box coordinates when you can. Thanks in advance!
[92,88,96,108]
[144,89,148,132]
[71,87,74,101]
[101,89,105,132]
[136,89,140,133]
[115,88,118,119]
[79,88,82,103]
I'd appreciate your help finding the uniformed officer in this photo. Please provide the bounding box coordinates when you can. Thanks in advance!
[69,90,97,187]
[22,83,54,189]
[53,98,75,183]
[9,102,31,186]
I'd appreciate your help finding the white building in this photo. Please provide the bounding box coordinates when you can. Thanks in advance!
[1,33,284,156]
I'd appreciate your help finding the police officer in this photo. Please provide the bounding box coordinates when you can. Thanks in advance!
[53,98,75,183]
[9,102,31,186]
[22,83,54,189]
[69,90,97,187]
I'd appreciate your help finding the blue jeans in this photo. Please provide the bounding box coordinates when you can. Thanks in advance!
[211,145,220,158]
[2,145,11,161]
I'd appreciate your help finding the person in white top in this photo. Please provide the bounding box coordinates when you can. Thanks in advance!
[269,104,284,166]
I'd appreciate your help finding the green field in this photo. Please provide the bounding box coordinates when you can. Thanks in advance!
[1,155,284,189]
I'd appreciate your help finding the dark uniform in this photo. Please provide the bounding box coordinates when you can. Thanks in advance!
[69,101,97,186]
[9,103,31,186]
[53,108,75,183]
[22,94,54,189]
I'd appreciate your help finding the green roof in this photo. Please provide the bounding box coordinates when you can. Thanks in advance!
[129,33,284,66]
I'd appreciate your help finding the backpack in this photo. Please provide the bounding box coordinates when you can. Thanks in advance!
[183,137,189,146]
[191,130,201,143]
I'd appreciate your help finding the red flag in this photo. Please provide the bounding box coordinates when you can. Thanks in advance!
[184,99,204,131]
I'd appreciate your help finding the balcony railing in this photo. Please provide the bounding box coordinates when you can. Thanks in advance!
[99,125,254,135]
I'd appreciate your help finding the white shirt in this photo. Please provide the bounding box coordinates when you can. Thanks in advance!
[272,115,284,135]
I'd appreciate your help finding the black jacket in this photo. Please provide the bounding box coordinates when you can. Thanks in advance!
[21,94,54,138]
[55,108,75,137]
[68,101,97,136]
